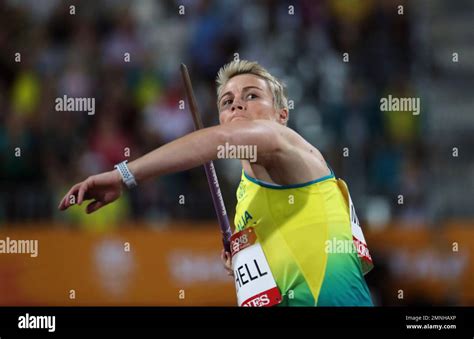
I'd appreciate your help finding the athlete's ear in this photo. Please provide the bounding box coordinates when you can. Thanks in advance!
[277,108,289,125]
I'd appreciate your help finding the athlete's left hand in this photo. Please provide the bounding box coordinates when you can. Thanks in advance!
[221,249,233,277]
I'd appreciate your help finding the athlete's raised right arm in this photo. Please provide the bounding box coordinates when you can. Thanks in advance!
[58,120,289,213]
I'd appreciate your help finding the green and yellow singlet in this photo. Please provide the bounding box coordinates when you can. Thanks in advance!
[233,167,373,306]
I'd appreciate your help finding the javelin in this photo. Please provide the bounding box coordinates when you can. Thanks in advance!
[180,63,232,253]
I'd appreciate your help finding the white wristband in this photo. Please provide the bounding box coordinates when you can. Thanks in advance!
[114,160,137,189]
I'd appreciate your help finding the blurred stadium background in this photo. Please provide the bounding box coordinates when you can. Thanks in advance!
[0,0,473,306]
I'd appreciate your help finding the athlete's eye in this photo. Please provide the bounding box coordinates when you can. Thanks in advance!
[222,99,233,106]
[246,93,258,100]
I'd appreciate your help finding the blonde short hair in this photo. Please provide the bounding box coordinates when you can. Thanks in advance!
[216,60,288,113]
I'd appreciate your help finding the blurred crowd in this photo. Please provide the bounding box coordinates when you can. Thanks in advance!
[0,0,428,228]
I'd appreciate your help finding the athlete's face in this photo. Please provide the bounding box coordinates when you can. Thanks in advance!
[218,74,288,125]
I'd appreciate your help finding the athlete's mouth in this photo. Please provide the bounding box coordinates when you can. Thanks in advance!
[231,115,248,121]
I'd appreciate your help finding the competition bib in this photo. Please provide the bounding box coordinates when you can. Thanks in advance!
[230,228,282,307]
[337,179,374,275]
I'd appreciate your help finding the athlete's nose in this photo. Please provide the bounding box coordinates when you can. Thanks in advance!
[231,98,246,111]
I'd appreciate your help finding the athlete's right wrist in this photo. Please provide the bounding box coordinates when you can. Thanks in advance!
[114,160,138,189]
[113,169,123,186]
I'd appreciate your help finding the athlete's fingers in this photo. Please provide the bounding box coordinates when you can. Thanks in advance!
[58,195,67,210]
[86,200,105,214]
[221,250,229,265]
[224,251,233,276]
[221,250,230,268]
[60,187,77,209]
[224,251,232,265]
[77,179,90,205]
[221,250,233,276]
[58,183,81,210]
